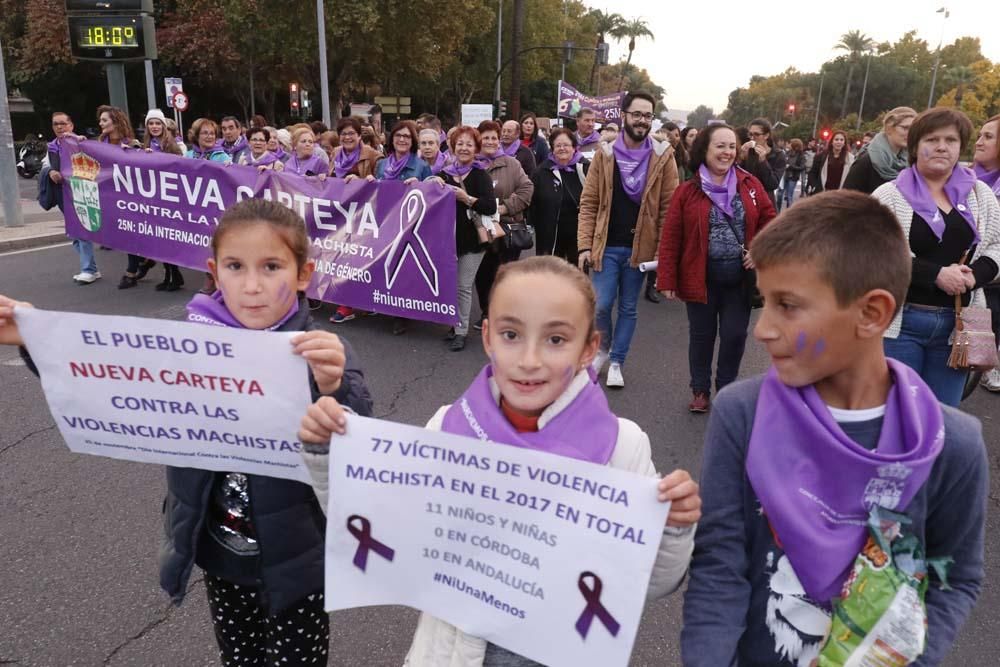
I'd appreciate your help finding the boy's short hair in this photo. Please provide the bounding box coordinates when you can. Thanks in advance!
[750,191,910,315]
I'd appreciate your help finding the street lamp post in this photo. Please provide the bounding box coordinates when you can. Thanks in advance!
[856,51,872,131]
[316,0,331,126]
[812,67,825,140]
[494,0,503,105]
[928,7,950,109]
[0,35,24,228]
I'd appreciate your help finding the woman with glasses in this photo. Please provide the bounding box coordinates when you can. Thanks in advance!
[844,106,916,194]
[374,120,432,183]
[529,127,589,265]
[185,118,232,294]
[807,130,854,194]
[239,127,284,172]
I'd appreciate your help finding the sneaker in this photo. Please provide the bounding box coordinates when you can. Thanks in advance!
[134,259,156,280]
[330,307,356,323]
[689,391,710,413]
[75,271,101,285]
[591,350,610,376]
[308,298,322,311]
[981,368,1000,393]
[606,362,624,388]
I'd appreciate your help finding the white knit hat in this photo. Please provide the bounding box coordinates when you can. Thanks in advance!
[145,108,167,125]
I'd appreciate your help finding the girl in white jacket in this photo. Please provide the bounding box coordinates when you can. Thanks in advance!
[299,255,701,667]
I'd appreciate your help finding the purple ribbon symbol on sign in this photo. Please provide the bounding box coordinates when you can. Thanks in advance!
[384,189,440,296]
[347,515,395,572]
[574,571,620,639]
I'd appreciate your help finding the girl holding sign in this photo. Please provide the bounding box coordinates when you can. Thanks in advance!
[0,199,374,667]
[299,255,701,666]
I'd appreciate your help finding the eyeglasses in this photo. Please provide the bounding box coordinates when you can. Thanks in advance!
[199,130,216,136]
[749,131,766,138]
[626,111,654,122]
[53,121,70,126]
[395,134,412,140]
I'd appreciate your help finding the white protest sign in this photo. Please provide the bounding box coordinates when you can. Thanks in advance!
[325,415,670,667]
[164,77,183,108]
[461,104,494,128]
[16,308,313,482]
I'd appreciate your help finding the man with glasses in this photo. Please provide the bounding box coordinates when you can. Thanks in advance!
[577,91,679,388]
[40,113,101,284]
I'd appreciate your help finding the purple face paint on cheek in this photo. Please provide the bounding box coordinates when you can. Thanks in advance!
[795,332,808,354]
[813,338,827,357]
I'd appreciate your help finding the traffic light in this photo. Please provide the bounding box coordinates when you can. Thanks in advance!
[787,103,796,113]
[596,42,609,66]
[289,82,300,117]
[821,128,831,141]
[497,100,507,117]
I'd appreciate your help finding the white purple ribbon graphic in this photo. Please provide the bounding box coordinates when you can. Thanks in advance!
[575,571,620,639]
[347,514,395,572]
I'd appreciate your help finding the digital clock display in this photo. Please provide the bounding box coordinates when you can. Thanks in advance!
[76,24,139,48]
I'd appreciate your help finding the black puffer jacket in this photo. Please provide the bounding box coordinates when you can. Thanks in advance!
[159,298,374,615]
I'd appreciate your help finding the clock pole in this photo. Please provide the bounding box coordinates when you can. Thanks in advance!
[107,63,129,119]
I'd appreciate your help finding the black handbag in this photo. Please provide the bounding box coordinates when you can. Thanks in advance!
[502,221,534,251]
[723,215,764,309]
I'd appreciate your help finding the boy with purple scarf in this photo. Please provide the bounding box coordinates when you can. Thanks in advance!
[681,191,986,667]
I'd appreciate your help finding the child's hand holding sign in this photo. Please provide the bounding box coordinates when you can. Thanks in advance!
[0,294,31,347]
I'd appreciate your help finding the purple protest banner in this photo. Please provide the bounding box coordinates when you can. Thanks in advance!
[58,137,460,325]
[557,80,626,124]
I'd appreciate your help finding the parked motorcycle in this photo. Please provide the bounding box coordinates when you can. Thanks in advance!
[16,134,45,179]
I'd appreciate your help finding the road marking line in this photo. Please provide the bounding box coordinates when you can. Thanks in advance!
[0,242,72,257]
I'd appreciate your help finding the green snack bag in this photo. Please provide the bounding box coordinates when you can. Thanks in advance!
[817,507,951,667]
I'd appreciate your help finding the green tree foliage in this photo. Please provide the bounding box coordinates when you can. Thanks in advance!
[834,30,874,119]
[686,105,715,128]
[615,17,653,92]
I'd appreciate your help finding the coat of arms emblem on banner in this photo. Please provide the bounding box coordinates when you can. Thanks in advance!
[69,152,102,232]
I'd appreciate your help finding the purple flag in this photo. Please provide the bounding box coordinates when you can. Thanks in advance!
[58,137,460,325]
[557,80,626,124]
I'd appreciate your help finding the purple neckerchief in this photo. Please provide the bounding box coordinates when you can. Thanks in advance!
[334,146,362,178]
[549,150,584,173]
[698,164,738,218]
[148,137,165,152]
[381,151,410,180]
[975,163,1000,197]
[186,291,299,331]
[274,147,289,162]
[429,151,450,175]
[894,165,979,243]
[101,135,132,149]
[746,359,944,603]
[577,130,601,146]
[47,137,60,153]
[500,140,521,158]
[222,134,248,156]
[287,153,327,176]
[440,365,619,464]
[245,150,279,167]
[443,159,481,178]
[188,143,213,159]
[438,130,448,145]
[612,134,654,204]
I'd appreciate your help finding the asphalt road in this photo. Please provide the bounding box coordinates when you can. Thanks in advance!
[1,243,997,666]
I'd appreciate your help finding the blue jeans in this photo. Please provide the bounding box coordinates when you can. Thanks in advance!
[592,246,645,365]
[73,239,97,273]
[781,178,798,210]
[686,281,751,394]
[883,304,965,407]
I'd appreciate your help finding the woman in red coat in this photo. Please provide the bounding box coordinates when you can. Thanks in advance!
[656,123,777,413]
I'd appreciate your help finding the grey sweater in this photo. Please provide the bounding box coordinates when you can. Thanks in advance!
[681,374,986,667]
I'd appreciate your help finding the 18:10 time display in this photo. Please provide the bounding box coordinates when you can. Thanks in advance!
[78,25,138,48]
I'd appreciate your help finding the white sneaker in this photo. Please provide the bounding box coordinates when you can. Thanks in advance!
[591,350,610,375]
[606,362,624,388]
[72,273,82,282]
[75,271,101,284]
[980,368,1000,393]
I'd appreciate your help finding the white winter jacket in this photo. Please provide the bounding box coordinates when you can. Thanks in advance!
[302,370,695,667]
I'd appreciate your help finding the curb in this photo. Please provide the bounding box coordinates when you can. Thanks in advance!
[0,232,69,253]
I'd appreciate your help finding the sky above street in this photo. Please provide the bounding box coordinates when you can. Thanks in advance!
[589,0,999,113]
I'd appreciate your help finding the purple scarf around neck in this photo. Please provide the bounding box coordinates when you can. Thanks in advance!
[894,165,980,243]
[440,365,619,464]
[246,150,279,167]
[288,153,327,177]
[443,158,481,179]
[186,291,300,331]
[577,130,601,146]
[500,140,521,158]
[381,151,411,180]
[429,151,450,175]
[746,358,944,603]
[698,164,738,218]
[975,162,1000,197]
[334,146,362,178]
[549,150,583,173]
[222,134,248,156]
[612,134,654,204]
